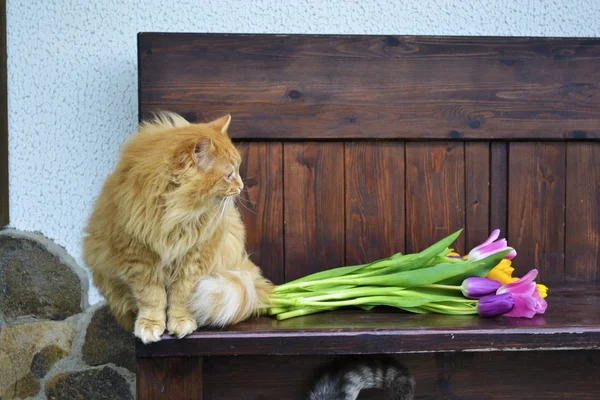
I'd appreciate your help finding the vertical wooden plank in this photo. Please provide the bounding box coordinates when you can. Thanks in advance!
[405,142,465,254]
[137,357,203,400]
[345,142,405,265]
[566,142,600,282]
[0,0,8,226]
[508,143,566,282]
[284,142,344,281]
[490,142,508,237]
[465,142,490,252]
[238,142,284,284]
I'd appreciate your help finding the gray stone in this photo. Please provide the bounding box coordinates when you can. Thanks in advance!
[0,321,75,397]
[2,371,40,399]
[82,305,136,372]
[45,367,133,400]
[30,344,68,379]
[0,235,83,321]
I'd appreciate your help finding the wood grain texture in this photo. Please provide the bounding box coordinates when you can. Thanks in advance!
[566,142,600,282]
[490,142,508,236]
[137,284,600,357]
[509,143,566,282]
[138,33,600,140]
[465,142,490,252]
[344,142,405,265]
[198,352,600,400]
[405,142,465,254]
[237,142,284,284]
[283,142,345,281]
[137,357,203,400]
[0,0,8,226]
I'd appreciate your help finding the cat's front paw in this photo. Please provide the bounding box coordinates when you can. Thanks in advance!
[167,315,197,339]
[134,318,166,344]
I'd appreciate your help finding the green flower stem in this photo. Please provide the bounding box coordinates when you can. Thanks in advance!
[424,284,462,291]
[278,286,405,303]
[270,298,298,306]
[422,303,478,315]
[295,295,474,309]
[268,307,290,316]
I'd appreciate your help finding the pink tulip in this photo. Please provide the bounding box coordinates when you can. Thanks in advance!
[468,229,517,262]
[497,269,547,318]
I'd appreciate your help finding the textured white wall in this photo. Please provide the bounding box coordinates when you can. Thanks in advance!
[7,0,600,303]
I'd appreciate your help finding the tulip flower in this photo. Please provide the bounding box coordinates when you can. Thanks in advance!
[468,229,516,262]
[486,260,548,299]
[461,277,501,299]
[477,293,515,317]
[269,229,549,321]
[447,251,462,259]
[536,284,548,299]
[496,269,547,318]
[486,259,518,285]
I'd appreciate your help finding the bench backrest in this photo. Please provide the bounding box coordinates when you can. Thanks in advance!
[138,34,600,284]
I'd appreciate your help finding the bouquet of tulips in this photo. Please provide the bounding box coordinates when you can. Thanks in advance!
[269,229,548,320]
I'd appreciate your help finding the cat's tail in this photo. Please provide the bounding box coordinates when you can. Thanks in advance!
[309,356,415,400]
[188,267,272,327]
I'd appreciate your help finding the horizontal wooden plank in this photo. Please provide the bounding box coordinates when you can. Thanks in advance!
[201,352,600,400]
[137,357,203,400]
[139,33,600,140]
[137,284,600,357]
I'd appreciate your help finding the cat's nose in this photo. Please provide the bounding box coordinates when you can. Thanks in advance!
[239,181,244,191]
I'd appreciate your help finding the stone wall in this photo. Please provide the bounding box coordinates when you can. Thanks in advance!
[0,230,136,399]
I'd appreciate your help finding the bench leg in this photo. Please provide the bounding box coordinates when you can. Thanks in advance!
[137,356,203,400]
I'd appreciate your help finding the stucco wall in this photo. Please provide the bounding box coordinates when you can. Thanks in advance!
[7,0,600,303]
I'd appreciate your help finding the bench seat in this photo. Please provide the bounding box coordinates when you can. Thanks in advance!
[137,283,600,357]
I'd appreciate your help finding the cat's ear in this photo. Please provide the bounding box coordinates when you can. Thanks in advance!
[209,114,231,134]
[193,138,213,169]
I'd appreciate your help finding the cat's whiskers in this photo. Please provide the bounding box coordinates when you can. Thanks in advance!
[216,197,233,226]
[235,196,257,215]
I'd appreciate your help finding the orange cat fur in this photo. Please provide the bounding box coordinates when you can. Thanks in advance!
[83,112,272,343]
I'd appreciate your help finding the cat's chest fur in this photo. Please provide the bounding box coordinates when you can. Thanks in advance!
[156,206,244,270]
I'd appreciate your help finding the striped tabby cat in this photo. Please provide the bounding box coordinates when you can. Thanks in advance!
[309,356,415,400]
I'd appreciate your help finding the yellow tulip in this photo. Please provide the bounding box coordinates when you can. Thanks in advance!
[485,260,518,285]
[536,284,548,299]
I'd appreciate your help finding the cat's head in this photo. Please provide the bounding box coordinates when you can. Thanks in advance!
[166,114,244,209]
[122,112,244,215]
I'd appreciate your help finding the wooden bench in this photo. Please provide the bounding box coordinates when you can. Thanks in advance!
[136,34,600,399]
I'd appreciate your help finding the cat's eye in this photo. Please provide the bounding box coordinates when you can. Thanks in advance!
[226,171,235,181]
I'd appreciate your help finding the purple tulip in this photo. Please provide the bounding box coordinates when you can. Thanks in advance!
[477,293,515,317]
[468,229,517,262]
[461,277,502,299]
[497,269,547,318]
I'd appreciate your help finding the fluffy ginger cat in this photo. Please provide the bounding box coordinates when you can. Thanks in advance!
[83,112,272,343]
